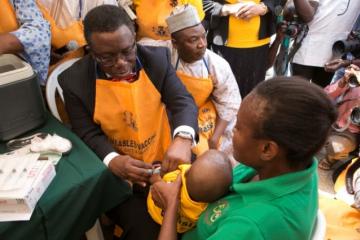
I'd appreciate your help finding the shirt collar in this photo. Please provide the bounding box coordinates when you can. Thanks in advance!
[231,159,318,204]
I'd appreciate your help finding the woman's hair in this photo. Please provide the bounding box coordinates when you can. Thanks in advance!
[253,76,337,166]
[83,5,135,45]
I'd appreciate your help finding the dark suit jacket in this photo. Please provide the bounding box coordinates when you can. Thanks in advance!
[59,45,198,160]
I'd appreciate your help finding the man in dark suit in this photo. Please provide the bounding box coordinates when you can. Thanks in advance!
[59,5,198,239]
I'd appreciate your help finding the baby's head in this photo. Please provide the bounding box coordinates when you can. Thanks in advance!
[186,150,232,203]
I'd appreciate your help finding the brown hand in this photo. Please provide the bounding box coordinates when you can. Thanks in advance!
[108,155,152,187]
[208,135,221,149]
[150,175,182,211]
[324,59,348,72]
[162,137,192,174]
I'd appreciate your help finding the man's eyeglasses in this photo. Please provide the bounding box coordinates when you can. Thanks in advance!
[93,41,136,67]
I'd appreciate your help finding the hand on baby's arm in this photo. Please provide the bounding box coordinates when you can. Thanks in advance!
[150,175,182,211]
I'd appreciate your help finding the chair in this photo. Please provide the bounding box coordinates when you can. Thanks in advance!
[45,58,80,121]
[311,210,326,240]
[45,58,105,240]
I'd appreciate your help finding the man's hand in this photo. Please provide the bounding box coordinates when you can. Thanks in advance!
[324,59,350,72]
[162,137,192,173]
[108,155,153,187]
[150,175,182,211]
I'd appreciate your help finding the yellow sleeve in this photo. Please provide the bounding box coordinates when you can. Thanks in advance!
[181,0,205,20]
[133,0,140,8]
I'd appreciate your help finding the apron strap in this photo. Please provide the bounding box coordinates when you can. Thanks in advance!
[202,58,210,74]
[175,56,210,75]
[78,0,82,20]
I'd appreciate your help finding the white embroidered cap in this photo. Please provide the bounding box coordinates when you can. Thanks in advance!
[166,4,201,34]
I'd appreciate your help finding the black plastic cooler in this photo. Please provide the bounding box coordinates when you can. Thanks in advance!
[0,54,46,141]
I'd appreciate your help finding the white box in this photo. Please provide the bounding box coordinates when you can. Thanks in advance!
[0,157,56,222]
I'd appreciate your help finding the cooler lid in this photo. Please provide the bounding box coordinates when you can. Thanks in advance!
[0,54,34,86]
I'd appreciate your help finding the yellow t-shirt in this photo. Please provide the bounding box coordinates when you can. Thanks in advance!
[318,158,360,240]
[134,0,205,40]
[226,0,270,48]
[147,164,208,233]
[319,195,360,240]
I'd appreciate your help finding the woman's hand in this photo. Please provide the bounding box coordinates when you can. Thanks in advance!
[236,2,267,20]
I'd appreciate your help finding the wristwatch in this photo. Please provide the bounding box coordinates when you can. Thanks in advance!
[175,131,193,141]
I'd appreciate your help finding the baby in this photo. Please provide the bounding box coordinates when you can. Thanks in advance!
[147,150,232,233]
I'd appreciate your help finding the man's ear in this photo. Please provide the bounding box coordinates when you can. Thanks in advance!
[171,38,178,49]
[260,140,279,162]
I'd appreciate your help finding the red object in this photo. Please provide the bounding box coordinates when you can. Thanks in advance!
[111,73,137,83]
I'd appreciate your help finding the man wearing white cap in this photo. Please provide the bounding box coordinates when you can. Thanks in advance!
[140,4,241,161]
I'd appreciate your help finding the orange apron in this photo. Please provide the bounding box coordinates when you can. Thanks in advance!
[93,69,172,163]
[135,0,205,40]
[35,1,86,50]
[135,0,173,40]
[0,0,86,51]
[0,0,19,33]
[175,58,217,156]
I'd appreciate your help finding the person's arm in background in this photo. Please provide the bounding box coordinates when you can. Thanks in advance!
[202,0,251,18]
[0,34,23,54]
[325,58,360,73]
[0,0,51,85]
[267,22,287,69]
[292,0,319,23]
[324,65,360,99]
[202,0,224,17]
[208,52,241,149]
[267,34,283,69]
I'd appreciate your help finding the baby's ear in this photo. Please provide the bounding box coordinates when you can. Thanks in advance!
[149,174,162,185]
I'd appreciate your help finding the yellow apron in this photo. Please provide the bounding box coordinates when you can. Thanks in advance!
[175,58,217,156]
[0,0,19,33]
[93,69,172,163]
[226,0,270,48]
[36,1,86,50]
[135,0,204,40]
[0,0,86,50]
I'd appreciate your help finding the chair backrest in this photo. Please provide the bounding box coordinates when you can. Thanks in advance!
[311,210,326,240]
[46,58,80,121]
